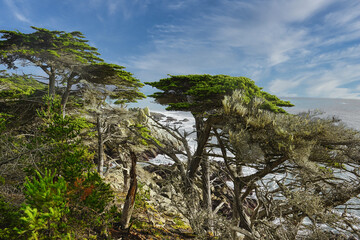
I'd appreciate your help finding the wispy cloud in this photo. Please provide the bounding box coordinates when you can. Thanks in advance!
[127,0,333,78]
[3,0,31,23]
[307,63,360,98]
[124,0,360,99]
[269,62,360,99]
[324,1,360,29]
[204,0,334,66]
[85,0,151,19]
[165,0,199,10]
[269,78,302,97]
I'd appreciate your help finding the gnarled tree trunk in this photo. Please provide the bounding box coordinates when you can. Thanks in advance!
[201,156,213,231]
[120,151,138,230]
[187,115,212,179]
[97,114,104,176]
[233,178,252,235]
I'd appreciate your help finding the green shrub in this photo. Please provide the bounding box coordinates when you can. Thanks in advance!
[16,169,70,239]
[5,95,118,238]
[66,171,114,237]
[26,95,94,183]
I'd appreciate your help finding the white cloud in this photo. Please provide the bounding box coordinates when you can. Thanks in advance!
[269,78,302,96]
[126,41,240,82]
[207,0,334,66]
[307,80,359,99]
[107,0,120,16]
[166,1,187,10]
[124,0,360,99]
[268,63,360,99]
[3,0,31,23]
[164,0,199,10]
[270,0,332,22]
[324,1,360,28]
[82,0,151,18]
[310,1,360,47]
[311,44,360,64]
[304,63,360,99]
[127,0,333,81]
[152,24,185,34]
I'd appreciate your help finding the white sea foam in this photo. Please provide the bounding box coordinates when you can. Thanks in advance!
[147,110,196,165]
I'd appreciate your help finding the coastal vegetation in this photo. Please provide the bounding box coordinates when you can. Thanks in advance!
[1,27,360,239]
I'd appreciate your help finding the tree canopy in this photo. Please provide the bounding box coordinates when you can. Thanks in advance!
[80,63,145,105]
[0,26,101,69]
[146,74,293,114]
[0,26,145,112]
[146,74,294,182]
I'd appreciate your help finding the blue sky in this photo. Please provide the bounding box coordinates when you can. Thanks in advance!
[1,0,360,99]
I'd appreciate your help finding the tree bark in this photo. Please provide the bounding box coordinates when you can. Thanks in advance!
[48,67,56,98]
[61,81,72,118]
[122,158,130,193]
[187,115,212,179]
[201,156,213,230]
[60,72,76,118]
[120,151,138,230]
[233,178,252,233]
[97,114,104,176]
[190,115,213,230]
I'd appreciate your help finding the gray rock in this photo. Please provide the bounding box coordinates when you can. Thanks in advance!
[150,112,166,121]
[165,116,177,122]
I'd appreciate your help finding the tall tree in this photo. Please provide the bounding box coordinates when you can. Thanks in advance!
[0,27,145,114]
[146,74,293,179]
[0,27,101,97]
[146,74,293,232]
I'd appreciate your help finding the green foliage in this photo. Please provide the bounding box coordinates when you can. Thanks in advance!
[221,90,360,238]
[30,96,95,182]
[134,182,151,209]
[133,123,163,147]
[0,113,12,132]
[23,169,68,214]
[0,26,102,70]
[15,96,116,238]
[172,217,191,230]
[33,96,114,209]
[80,63,146,104]
[69,172,113,213]
[0,72,46,100]
[66,172,114,237]
[16,169,70,240]
[146,74,293,113]
[0,27,145,107]
[37,95,94,139]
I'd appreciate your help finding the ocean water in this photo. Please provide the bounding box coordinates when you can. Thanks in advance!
[284,97,360,130]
